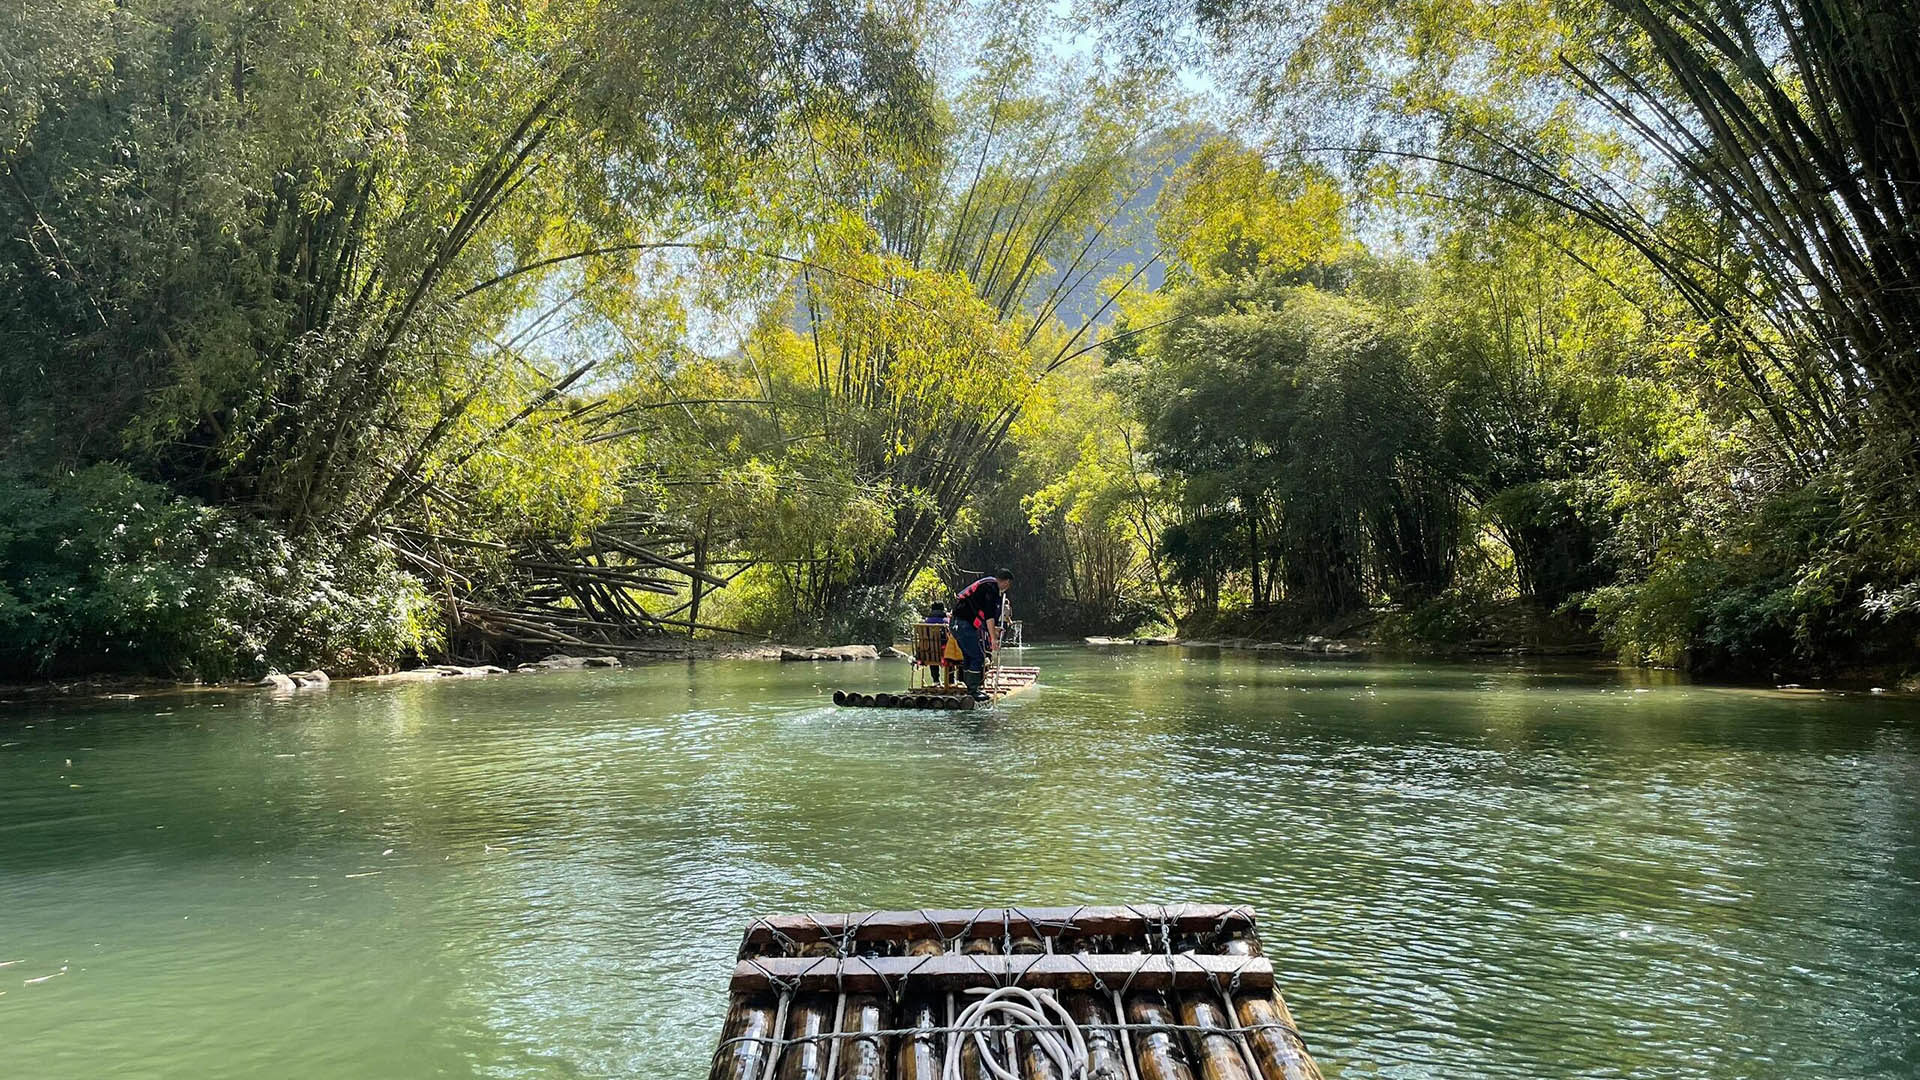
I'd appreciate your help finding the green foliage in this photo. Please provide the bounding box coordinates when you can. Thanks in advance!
[1588,483,1920,675]
[1125,269,1452,619]
[0,466,435,679]
[1102,0,1920,677]
[0,0,932,673]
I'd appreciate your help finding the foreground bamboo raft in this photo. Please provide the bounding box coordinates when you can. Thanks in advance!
[832,666,1039,710]
[708,904,1324,1080]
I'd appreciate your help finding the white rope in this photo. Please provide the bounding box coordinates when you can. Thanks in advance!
[940,985,1090,1080]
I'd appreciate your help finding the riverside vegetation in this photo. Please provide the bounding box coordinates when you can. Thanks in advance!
[3,0,1917,684]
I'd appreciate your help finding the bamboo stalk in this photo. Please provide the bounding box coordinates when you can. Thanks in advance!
[957,936,999,1080]
[1066,991,1130,1080]
[1125,993,1198,1080]
[896,938,946,1080]
[1221,939,1320,1080]
[833,994,890,1080]
[710,993,780,1080]
[1176,996,1255,1080]
[778,943,839,1080]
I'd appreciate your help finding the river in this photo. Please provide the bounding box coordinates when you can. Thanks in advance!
[4,646,1917,1078]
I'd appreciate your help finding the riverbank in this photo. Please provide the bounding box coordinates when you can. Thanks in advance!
[9,622,1915,707]
[0,639,907,706]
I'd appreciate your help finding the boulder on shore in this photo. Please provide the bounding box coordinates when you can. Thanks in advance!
[516,654,622,673]
[779,645,880,662]
[360,664,509,683]
[260,669,334,690]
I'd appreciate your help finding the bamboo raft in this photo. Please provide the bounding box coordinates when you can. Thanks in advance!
[832,667,1039,710]
[835,621,1039,709]
[708,904,1324,1080]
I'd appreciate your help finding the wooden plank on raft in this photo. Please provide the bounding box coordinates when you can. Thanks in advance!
[742,904,1255,947]
[729,953,1275,995]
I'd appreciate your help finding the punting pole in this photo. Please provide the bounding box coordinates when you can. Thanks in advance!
[709,992,780,1080]
[896,937,946,1080]
[1125,992,1199,1080]
[777,942,839,1080]
[1221,938,1322,1080]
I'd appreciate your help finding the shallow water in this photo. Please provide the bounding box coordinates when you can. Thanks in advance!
[4,646,1918,1078]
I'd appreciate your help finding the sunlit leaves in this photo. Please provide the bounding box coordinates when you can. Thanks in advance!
[1157,139,1351,283]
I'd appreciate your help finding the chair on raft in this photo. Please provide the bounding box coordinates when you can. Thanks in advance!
[910,622,958,690]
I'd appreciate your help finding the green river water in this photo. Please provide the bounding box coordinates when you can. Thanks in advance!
[4,646,1918,1078]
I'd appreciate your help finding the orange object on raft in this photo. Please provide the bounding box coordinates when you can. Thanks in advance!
[707,904,1324,1080]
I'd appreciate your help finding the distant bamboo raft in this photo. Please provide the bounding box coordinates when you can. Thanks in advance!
[833,666,1039,710]
[707,905,1324,1080]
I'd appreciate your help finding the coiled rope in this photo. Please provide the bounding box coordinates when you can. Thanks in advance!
[941,985,1088,1080]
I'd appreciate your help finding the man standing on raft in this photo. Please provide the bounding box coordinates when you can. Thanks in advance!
[949,568,1013,702]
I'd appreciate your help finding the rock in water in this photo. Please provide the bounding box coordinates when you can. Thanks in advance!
[258,672,297,692]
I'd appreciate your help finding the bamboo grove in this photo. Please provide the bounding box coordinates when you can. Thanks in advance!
[3,0,1917,681]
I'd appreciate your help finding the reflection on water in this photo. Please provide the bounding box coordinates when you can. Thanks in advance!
[4,647,1918,1078]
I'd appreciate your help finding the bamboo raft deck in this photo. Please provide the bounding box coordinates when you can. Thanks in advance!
[832,667,1039,710]
[709,904,1324,1080]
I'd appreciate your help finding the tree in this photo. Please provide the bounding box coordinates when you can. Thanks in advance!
[0,0,932,672]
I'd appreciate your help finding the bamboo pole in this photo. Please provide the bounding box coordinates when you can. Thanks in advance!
[896,938,946,1080]
[1221,939,1320,1080]
[778,943,839,1080]
[1176,996,1254,1080]
[709,992,780,1080]
[1059,948,1130,1080]
[1125,993,1198,1080]
[1005,932,1059,1079]
[957,936,999,1080]
[833,993,890,1080]
[1065,992,1129,1080]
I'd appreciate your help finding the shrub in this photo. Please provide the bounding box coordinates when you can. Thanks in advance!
[1585,480,1920,676]
[0,465,437,679]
